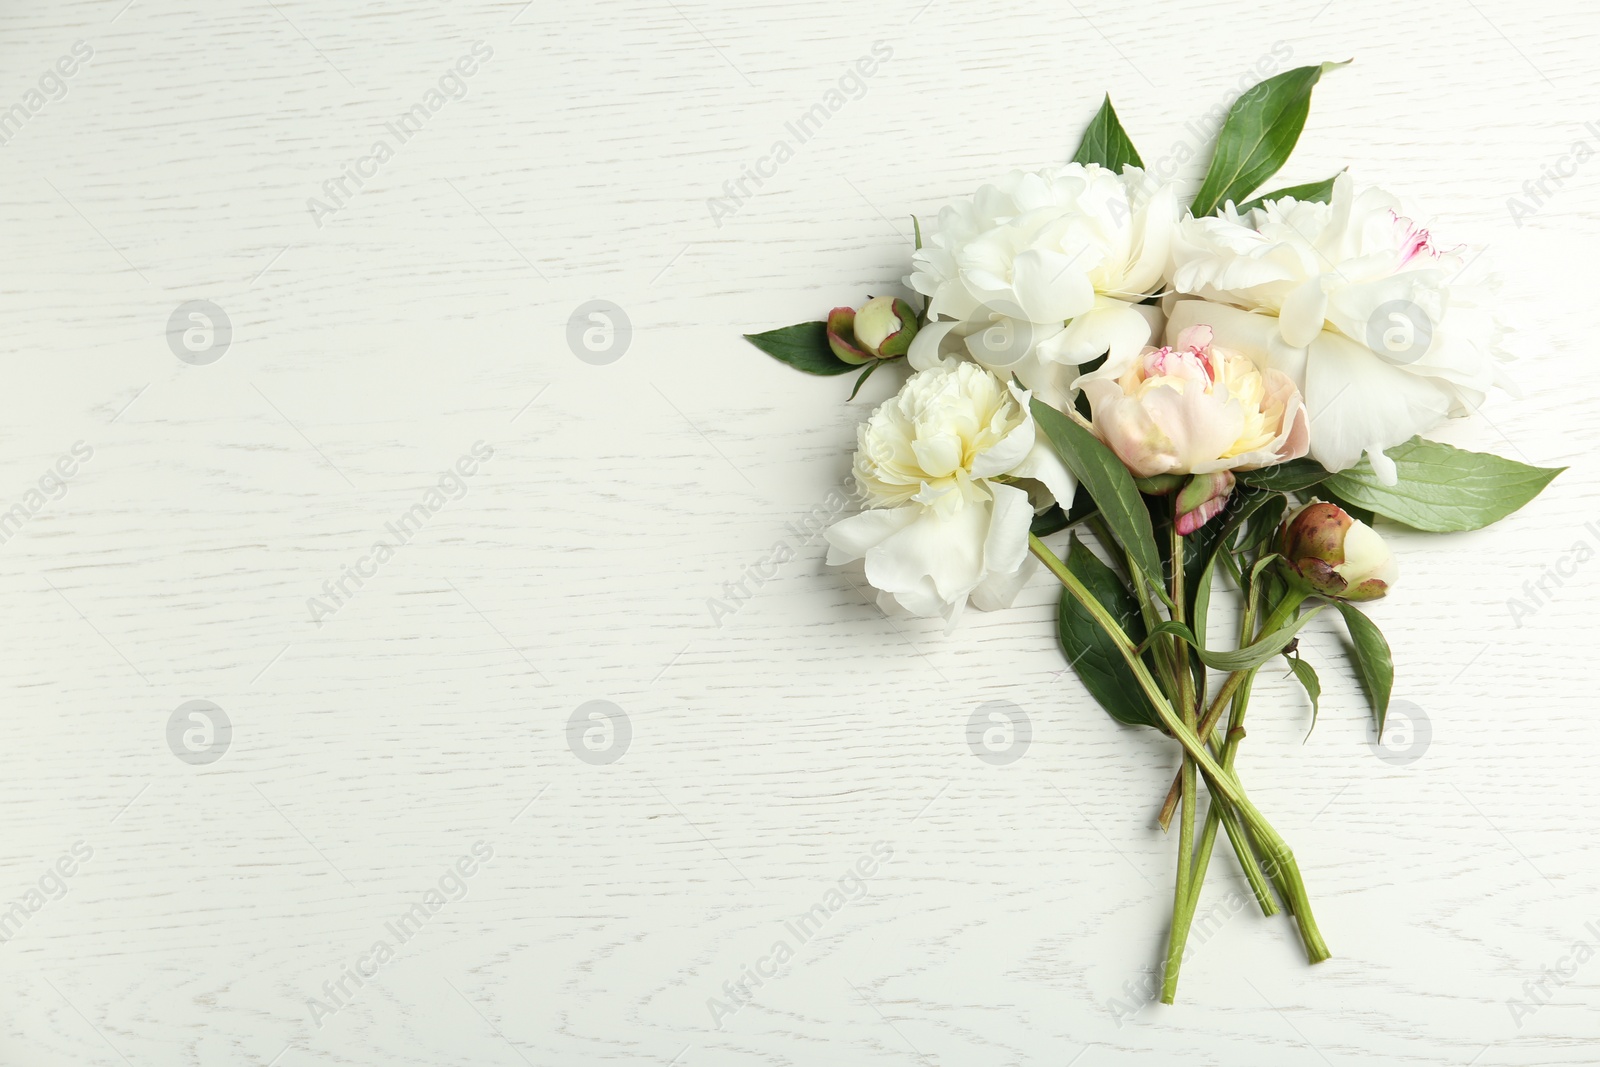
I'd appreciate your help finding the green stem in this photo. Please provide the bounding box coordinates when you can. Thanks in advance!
[1028,534,1329,974]
[1161,511,1199,1003]
[1169,589,1311,947]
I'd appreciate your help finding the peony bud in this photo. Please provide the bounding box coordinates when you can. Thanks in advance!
[1175,471,1235,535]
[828,296,918,363]
[1277,501,1397,601]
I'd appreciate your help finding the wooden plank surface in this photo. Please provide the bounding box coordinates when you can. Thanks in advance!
[0,0,1596,1063]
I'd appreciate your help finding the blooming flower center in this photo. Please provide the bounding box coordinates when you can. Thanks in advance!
[853,364,1027,516]
[1114,328,1284,460]
[1389,209,1435,266]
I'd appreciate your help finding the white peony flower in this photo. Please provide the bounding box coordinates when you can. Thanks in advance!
[1074,324,1310,480]
[906,163,1181,407]
[824,362,1075,626]
[1168,172,1511,482]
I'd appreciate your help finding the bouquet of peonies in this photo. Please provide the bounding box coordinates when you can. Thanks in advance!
[743,62,1563,1002]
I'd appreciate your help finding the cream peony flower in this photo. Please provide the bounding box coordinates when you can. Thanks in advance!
[1074,324,1309,480]
[824,363,1074,625]
[1168,172,1510,482]
[906,163,1181,407]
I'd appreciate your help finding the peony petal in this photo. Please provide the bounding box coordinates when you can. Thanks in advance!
[1012,249,1097,323]
[824,507,919,565]
[907,318,963,372]
[1301,330,1453,476]
[1278,276,1330,348]
[1165,298,1308,386]
[1042,299,1155,367]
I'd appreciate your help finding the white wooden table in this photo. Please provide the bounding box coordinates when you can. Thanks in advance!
[0,0,1595,1063]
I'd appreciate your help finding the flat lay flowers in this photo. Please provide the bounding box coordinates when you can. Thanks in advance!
[743,62,1562,1003]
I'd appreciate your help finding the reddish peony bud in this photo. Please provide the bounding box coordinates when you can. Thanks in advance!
[1277,501,1397,601]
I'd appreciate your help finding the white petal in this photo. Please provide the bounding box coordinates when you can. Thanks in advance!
[824,507,918,565]
[1278,276,1329,348]
[1043,299,1155,366]
[907,318,962,372]
[1301,331,1453,474]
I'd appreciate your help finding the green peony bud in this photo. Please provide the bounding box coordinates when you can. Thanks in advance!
[828,296,918,364]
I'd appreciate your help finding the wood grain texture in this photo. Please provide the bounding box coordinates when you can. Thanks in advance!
[0,0,1596,1063]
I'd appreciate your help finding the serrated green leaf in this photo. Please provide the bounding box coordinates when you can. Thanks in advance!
[743,321,855,376]
[1237,172,1342,214]
[1286,656,1322,736]
[1335,602,1393,734]
[1072,94,1144,172]
[1031,398,1164,595]
[1189,62,1348,218]
[1056,535,1161,729]
[1324,437,1564,532]
[1237,458,1330,492]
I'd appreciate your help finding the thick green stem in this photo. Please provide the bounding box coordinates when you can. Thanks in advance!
[1029,534,1329,972]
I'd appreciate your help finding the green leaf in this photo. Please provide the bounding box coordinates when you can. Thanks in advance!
[1031,398,1164,594]
[1323,437,1564,532]
[846,359,883,401]
[1335,602,1393,734]
[912,214,923,250]
[1189,61,1349,218]
[1286,656,1322,736]
[1030,505,1069,538]
[1190,488,1279,645]
[1237,458,1330,493]
[1056,536,1161,729]
[1072,94,1144,172]
[1208,604,1319,672]
[743,322,854,376]
[1139,605,1321,673]
[1236,172,1342,214]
